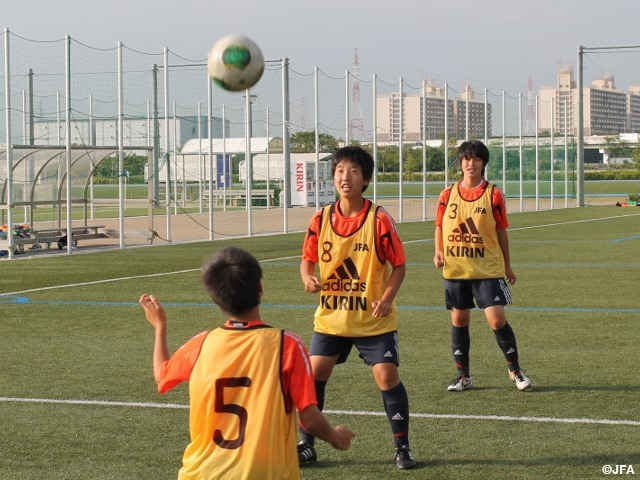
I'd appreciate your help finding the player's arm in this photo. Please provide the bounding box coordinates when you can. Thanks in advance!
[139,294,170,383]
[300,259,321,293]
[434,225,445,268]
[299,405,355,451]
[497,228,516,285]
[433,190,449,268]
[300,212,322,293]
[284,332,355,450]
[372,262,406,317]
[492,187,516,285]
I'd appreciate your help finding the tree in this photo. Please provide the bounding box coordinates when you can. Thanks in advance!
[631,143,640,171]
[603,135,630,165]
[290,131,339,153]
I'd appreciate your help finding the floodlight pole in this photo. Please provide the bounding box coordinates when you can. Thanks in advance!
[577,46,584,207]
[4,28,14,258]
[576,43,640,207]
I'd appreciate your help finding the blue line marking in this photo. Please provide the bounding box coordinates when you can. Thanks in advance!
[611,235,640,243]
[3,298,639,314]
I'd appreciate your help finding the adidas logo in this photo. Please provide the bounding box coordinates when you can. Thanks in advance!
[328,257,360,280]
[453,217,479,235]
[323,257,367,293]
[453,349,463,356]
[506,348,516,354]
[383,351,393,358]
[391,413,405,421]
[448,217,483,243]
[494,296,501,302]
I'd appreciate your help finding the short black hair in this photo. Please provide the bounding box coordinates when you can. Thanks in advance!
[201,246,262,316]
[331,146,374,192]
[457,140,489,176]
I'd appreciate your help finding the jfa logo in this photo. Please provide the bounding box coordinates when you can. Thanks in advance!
[602,464,636,475]
[353,243,369,252]
[473,206,487,214]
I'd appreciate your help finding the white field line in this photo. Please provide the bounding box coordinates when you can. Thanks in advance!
[1,397,638,427]
[0,256,302,297]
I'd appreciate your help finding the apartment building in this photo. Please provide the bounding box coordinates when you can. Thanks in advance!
[376,82,490,143]
[538,66,640,136]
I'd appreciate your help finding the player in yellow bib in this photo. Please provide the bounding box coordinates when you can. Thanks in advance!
[299,146,416,470]
[434,140,531,392]
[139,246,355,479]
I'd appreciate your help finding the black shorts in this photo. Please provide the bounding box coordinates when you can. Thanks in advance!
[444,278,512,310]
[308,331,400,366]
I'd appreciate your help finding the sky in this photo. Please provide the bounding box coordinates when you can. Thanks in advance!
[4,0,640,95]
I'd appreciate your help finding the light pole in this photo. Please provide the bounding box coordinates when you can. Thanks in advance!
[244,92,257,235]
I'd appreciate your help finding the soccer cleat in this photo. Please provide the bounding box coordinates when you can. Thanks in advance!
[394,445,417,470]
[447,375,473,392]
[509,370,532,391]
[297,443,317,464]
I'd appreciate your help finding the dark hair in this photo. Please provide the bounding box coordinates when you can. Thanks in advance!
[331,146,374,192]
[201,246,262,316]
[457,140,489,176]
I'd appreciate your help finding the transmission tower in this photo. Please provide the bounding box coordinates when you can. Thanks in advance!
[350,48,364,141]
[526,75,534,135]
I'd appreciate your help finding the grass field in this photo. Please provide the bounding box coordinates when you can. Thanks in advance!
[1,206,639,479]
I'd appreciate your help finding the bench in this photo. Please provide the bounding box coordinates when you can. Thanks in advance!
[201,189,275,207]
[23,225,107,251]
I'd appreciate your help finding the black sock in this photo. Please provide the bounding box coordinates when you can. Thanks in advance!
[381,382,410,448]
[299,380,326,446]
[493,322,520,371]
[451,325,470,377]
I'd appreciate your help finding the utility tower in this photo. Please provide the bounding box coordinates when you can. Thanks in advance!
[350,48,364,141]
[526,75,534,135]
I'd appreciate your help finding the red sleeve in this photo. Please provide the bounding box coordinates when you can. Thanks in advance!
[492,186,509,229]
[434,188,452,227]
[281,330,317,412]
[376,207,406,267]
[157,331,209,394]
[301,210,323,263]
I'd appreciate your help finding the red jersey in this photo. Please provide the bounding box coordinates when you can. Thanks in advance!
[302,198,406,268]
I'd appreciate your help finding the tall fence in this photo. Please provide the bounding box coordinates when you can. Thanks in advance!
[1,29,600,258]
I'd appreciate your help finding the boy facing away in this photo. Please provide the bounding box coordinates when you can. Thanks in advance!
[298,146,416,470]
[433,139,531,392]
[139,246,355,480]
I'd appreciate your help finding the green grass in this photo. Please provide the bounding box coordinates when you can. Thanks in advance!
[1,206,639,479]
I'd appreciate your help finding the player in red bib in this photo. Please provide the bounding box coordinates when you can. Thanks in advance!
[139,246,355,480]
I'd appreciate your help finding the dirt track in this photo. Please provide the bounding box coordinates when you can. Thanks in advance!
[7,195,621,257]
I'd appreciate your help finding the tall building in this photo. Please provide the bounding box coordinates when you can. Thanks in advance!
[376,82,490,143]
[538,66,640,136]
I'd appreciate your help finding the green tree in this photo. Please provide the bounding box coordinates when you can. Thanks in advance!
[290,131,339,153]
[603,135,631,165]
[631,144,640,171]
[377,145,399,174]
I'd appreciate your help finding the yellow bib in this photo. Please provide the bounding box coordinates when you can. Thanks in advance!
[314,203,396,337]
[181,328,299,480]
[442,183,505,279]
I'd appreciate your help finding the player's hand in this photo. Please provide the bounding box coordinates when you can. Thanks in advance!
[433,252,445,269]
[303,275,321,293]
[505,267,516,285]
[139,294,168,329]
[332,425,356,451]
[371,299,392,317]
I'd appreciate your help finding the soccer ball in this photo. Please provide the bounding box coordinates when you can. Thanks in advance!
[207,34,264,92]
